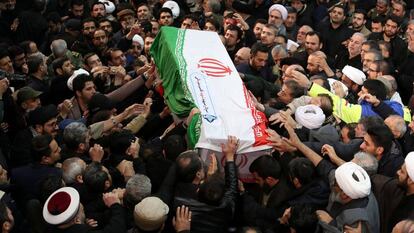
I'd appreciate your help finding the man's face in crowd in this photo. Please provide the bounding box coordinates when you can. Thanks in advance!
[80,81,96,102]
[181,18,193,29]
[48,139,62,164]
[253,22,265,40]
[144,37,154,55]
[120,14,136,31]
[91,4,105,18]
[406,24,414,37]
[341,74,356,90]
[291,0,304,11]
[272,51,287,66]
[86,54,103,69]
[352,13,366,29]
[72,4,84,18]
[22,98,41,112]
[151,21,160,35]
[379,43,390,58]
[137,5,150,21]
[348,34,364,56]
[204,21,217,32]
[250,51,268,71]
[83,21,96,38]
[360,133,381,157]
[159,12,173,26]
[48,21,60,33]
[92,29,108,49]
[13,53,26,69]
[131,41,143,57]
[234,48,250,66]
[99,21,113,34]
[296,26,310,44]
[329,7,346,25]
[384,19,399,37]
[392,2,405,17]
[260,26,276,46]
[61,60,75,77]
[0,56,14,74]
[409,116,414,134]
[305,34,321,54]
[362,52,376,72]
[43,118,59,137]
[268,10,283,26]
[277,83,294,104]
[285,12,297,28]
[376,2,388,14]
[223,18,237,32]
[252,172,273,193]
[371,22,383,33]
[397,164,409,188]
[110,50,126,67]
[307,55,320,74]
[367,62,379,79]
[224,29,239,48]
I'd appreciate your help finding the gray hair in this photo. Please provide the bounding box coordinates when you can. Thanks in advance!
[51,39,68,56]
[352,151,378,175]
[387,115,407,137]
[353,32,367,42]
[377,0,388,6]
[208,0,221,14]
[62,157,86,185]
[125,174,152,205]
[367,49,383,61]
[271,45,288,57]
[63,122,89,150]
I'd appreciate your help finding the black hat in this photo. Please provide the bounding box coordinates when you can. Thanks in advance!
[28,105,58,126]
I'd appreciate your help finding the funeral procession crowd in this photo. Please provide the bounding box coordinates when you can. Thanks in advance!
[2,0,414,232]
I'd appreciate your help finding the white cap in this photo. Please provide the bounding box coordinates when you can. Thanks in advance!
[405,152,414,181]
[67,68,90,91]
[342,65,366,85]
[268,4,288,21]
[163,1,180,19]
[295,104,326,129]
[99,0,115,14]
[335,162,371,199]
[132,35,144,48]
[43,187,80,225]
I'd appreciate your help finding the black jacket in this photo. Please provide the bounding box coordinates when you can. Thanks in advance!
[174,161,238,233]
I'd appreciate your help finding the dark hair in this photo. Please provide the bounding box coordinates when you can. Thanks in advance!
[158,7,173,20]
[46,12,62,23]
[176,151,203,183]
[246,79,265,100]
[363,79,387,101]
[289,204,318,233]
[27,54,43,74]
[72,74,94,93]
[286,6,297,14]
[288,158,315,186]
[353,9,367,19]
[198,173,225,206]
[362,40,380,51]
[366,124,393,155]
[91,1,105,10]
[372,16,385,25]
[39,175,64,203]
[71,0,84,7]
[254,19,267,27]
[19,41,34,55]
[374,60,391,75]
[306,31,322,44]
[249,155,281,179]
[226,24,243,40]
[83,162,109,193]
[82,18,97,28]
[32,134,53,162]
[164,135,186,161]
[205,18,220,31]
[344,123,357,140]
[251,42,270,56]
[52,56,70,75]
[84,52,98,64]
[109,130,135,155]
[0,48,9,60]
[387,14,403,26]
[276,34,288,44]
[8,45,24,60]
[284,80,305,98]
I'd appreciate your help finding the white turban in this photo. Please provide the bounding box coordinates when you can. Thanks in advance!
[342,65,366,85]
[163,1,180,19]
[405,152,414,181]
[335,162,371,199]
[268,4,288,21]
[328,78,349,96]
[295,105,325,130]
[67,68,90,91]
[99,0,115,14]
[132,35,144,48]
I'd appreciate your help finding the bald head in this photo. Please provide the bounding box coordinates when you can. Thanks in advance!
[234,47,251,66]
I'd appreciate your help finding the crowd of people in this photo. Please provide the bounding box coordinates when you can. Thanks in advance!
[1,0,414,232]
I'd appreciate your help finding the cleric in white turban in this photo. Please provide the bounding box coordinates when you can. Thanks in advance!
[295,104,325,130]
[335,162,371,199]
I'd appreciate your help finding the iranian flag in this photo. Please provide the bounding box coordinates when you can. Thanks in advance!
[150,26,271,154]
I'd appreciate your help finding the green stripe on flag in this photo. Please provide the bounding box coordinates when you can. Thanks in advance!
[150,27,196,118]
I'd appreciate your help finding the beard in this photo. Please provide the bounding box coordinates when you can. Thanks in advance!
[332,191,346,204]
